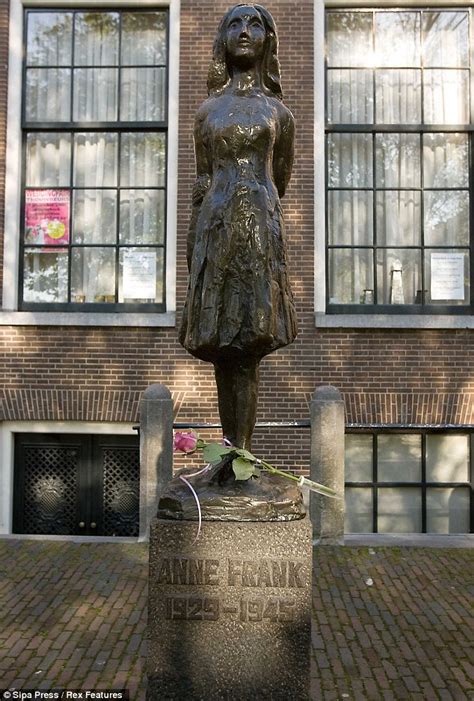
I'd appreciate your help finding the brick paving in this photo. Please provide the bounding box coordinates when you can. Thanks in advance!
[0,540,472,700]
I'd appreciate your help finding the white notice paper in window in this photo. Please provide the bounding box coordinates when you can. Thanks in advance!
[123,251,156,299]
[430,253,465,301]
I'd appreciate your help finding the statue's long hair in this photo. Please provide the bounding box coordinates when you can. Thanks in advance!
[207,4,283,100]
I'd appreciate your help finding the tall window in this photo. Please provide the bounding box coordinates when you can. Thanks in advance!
[326,10,473,313]
[21,9,168,310]
[345,431,473,533]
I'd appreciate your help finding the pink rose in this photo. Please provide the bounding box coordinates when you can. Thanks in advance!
[173,431,198,453]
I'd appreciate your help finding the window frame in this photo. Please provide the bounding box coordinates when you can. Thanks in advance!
[326,6,474,315]
[315,1,474,328]
[20,7,169,313]
[1,0,179,326]
[345,427,474,533]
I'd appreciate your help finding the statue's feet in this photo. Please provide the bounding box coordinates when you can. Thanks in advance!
[157,454,306,522]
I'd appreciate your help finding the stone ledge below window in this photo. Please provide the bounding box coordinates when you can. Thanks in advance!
[0,311,176,327]
[315,313,474,330]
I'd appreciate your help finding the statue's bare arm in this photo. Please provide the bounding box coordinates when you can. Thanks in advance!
[187,107,212,271]
[272,106,295,199]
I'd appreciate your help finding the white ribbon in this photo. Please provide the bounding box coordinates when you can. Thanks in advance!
[179,474,202,543]
[177,437,233,543]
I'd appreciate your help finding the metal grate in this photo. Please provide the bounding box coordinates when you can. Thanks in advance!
[22,446,78,535]
[102,447,139,537]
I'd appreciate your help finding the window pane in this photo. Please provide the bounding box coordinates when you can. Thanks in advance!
[26,133,71,187]
[375,70,421,123]
[378,488,422,532]
[376,192,421,246]
[121,12,167,65]
[328,248,373,304]
[423,12,469,68]
[345,488,373,533]
[376,249,421,305]
[73,190,117,244]
[327,70,373,124]
[25,190,70,246]
[74,12,119,66]
[426,250,469,304]
[120,68,166,122]
[26,12,72,66]
[424,70,469,124]
[73,68,118,122]
[377,434,422,482]
[327,12,372,67]
[71,247,116,302]
[328,134,372,188]
[375,12,420,67]
[328,191,373,245]
[25,69,71,122]
[121,133,166,187]
[426,434,469,482]
[23,249,68,302]
[375,134,420,188]
[424,191,469,246]
[345,435,373,481]
[73,133,118,187]
[427,488,470,534]
[423,133,469,188]
[119,248,164,303]
[119,190,165,245]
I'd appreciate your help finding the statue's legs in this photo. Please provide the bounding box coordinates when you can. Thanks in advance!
[214,357,259,450]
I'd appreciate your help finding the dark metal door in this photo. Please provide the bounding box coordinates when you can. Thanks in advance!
[95,436,140,537]
[13,434,139,537]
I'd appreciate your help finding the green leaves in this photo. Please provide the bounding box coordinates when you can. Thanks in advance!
[193,440,338,495]
[231,448,259,481]
[232,457,256,481]
[235,448,255,461]
[202,443,232,464]
[200,442,259,481]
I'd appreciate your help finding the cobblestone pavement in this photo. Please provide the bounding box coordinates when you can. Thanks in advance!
[0,540,472,700]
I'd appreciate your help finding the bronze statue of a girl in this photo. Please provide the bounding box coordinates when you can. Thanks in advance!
[180,4,298,451]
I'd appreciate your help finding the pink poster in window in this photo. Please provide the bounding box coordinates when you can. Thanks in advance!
[25,189,70,246]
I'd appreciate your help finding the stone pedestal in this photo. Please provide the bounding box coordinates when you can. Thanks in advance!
[147,517,312,701]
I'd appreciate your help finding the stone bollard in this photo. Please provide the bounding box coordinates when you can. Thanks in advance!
[139,384,174,539]
[310,385,345,544]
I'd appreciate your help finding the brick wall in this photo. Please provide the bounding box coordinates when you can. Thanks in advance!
[0,1,472,474]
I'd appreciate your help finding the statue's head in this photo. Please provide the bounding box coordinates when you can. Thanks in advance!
[207,4,283,99]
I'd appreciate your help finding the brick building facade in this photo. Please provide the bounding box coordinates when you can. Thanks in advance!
[0,0,472,537]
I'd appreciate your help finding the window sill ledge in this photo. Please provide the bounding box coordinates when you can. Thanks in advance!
[0,311,176,327]
[315,313,474,330]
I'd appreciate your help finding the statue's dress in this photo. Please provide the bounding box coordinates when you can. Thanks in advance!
[179,92,298,363]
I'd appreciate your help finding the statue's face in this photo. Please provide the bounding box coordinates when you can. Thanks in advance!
[225,5,266,65]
